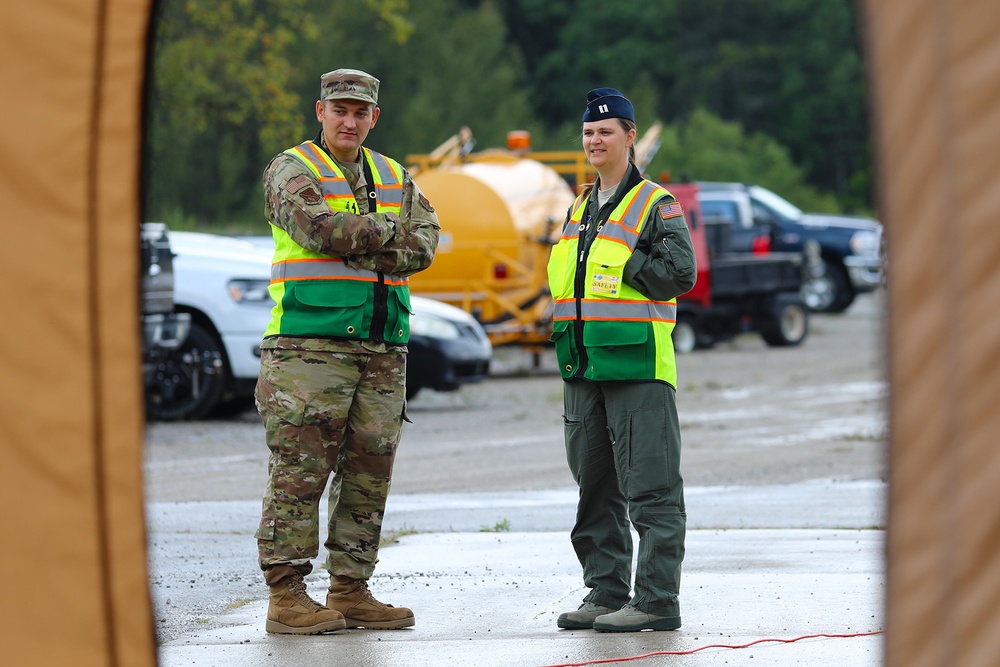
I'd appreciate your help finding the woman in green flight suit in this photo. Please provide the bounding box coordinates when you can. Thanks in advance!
[547,88,697,633]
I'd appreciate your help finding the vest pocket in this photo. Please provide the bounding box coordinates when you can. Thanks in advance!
[550,320,580,378]
[289,282,370,337]
[582,321,654,380]
[546,242,575,299]
[585,254,628,300]
[385,289,412,344]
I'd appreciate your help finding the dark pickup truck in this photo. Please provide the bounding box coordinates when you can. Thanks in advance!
[665,181,810,353]
[696,182,883,313]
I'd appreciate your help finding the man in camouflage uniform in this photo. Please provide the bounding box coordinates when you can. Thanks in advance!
[255,68,440,635]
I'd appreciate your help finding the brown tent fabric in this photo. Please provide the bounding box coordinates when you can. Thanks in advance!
[862,0,1000,665]
[3,1,1000,665]
[0,1,157,666]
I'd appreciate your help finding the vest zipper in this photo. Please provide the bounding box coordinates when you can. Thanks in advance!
[573,236,588,379]
[371,272,388,343]
[573,195,619,379]
[361,154,389,343]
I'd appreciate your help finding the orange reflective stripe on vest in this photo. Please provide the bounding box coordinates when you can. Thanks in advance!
[271,257,408,286]
[552,298,677,322]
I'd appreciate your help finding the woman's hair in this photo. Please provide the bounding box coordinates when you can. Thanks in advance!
[619,118,637,164]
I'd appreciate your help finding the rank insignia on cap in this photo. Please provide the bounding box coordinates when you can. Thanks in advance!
[658,201,683,220]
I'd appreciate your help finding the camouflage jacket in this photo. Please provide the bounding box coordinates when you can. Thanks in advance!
[262,139,440,278]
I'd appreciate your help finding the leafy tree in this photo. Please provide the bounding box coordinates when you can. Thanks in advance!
[649,108,841,212]
[145,0,872,227]
[147,0,320,226]
[306,0,538,159]
[146,0,414,227]
[670,0,870,209]
[496,0,678,132]
[493,0,870,210]
[147,0,539,228]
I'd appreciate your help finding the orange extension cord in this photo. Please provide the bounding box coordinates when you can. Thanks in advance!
[537,630,884,667]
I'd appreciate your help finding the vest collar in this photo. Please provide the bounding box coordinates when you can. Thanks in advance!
[590,163,645,214]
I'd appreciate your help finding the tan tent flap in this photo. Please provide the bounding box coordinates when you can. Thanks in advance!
[0,1,156,666]
[4,0,1000,664]
[862,0,1000,665]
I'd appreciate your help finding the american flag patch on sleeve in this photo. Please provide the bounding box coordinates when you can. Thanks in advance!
[658,201,684,220]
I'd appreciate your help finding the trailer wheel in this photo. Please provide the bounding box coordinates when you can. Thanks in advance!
[760,299,809,347]
[672,315,699,354]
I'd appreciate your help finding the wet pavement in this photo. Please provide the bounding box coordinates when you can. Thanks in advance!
[150,479,885,666]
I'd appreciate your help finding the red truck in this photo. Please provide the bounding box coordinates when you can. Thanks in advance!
[665,180,810,353]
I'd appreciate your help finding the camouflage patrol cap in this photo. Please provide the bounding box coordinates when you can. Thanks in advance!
[321,69,379,106]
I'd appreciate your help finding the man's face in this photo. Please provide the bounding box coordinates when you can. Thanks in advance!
[315,99,380,162]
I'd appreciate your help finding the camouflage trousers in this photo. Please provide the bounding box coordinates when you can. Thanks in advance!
[254,345,405,582]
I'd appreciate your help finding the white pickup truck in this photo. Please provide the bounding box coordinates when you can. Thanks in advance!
[144,231,492,421]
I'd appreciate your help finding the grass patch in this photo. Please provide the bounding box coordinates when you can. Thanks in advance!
[479,518,511,533]
[381,525,420,547]
[225,598,253,610]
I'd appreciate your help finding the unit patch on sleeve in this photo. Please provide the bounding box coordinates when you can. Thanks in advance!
[418,193,435,212]
[299,187,322,205]
[658,201,684,220]
[285,175,322,205]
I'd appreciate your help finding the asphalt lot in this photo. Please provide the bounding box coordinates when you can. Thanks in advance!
[144,291,887,664]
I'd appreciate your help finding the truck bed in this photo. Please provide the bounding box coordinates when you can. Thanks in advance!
[709,252,804,298]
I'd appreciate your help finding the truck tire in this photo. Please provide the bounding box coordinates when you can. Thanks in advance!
[145,320,228,421]
[672,316,698,354]
[801,259,853,313]
[760,296,809,347]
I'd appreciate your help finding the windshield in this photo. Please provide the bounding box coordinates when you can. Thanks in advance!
[748,185,803,222]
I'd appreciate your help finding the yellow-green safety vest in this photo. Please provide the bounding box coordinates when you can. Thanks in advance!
[546,180,679,385]
[264,142,411,343]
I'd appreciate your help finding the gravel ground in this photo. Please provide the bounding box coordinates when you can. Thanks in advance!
[145,291,887,502]
[144,291,887,642]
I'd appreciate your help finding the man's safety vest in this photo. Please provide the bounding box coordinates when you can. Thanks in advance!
[546,180,679,385]
[264,141,411,343]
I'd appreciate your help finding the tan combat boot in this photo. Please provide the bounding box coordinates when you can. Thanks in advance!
[266,573,347,635]
[326,576,415,629]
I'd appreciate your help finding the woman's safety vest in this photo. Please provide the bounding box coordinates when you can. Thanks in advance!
[546,180,679,386]
[264,141,411,344]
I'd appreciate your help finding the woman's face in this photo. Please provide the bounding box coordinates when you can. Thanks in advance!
[582,119,634,172]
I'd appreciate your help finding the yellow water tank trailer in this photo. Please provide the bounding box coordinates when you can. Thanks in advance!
[410,154,576,346]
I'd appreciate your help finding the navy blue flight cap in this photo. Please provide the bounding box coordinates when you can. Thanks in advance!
[582,87,635,123]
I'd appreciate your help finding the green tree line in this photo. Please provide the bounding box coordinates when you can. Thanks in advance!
[145,0,870,231]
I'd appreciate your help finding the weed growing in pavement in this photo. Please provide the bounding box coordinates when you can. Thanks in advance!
[225,598,253,610]
[381,525,420,546]
[479,519,511,533]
